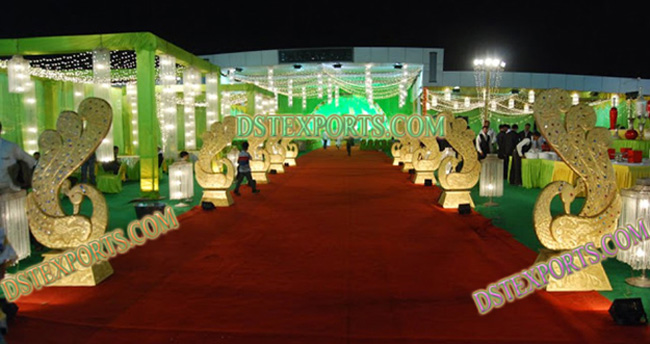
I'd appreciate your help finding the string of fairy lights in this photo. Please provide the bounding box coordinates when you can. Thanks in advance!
[0,49,638,158]
[427,90,535,116]
[229,63,421,102]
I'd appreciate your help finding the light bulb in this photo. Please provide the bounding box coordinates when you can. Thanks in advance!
[635,247,645,257]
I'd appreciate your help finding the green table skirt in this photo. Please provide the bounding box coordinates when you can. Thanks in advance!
[521,159,556,189]
[611,140,650,158]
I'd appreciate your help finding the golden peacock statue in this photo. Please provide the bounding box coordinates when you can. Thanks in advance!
[282,132,299,167]
[27,98,110,249]
[27,97,113,285]
[267,137,287,174]
[532,89,620,291]
[246,115,271,184]
[398,135,418,173]
[412,136,442,185]
[391,140,402,166]
[437,112,480,208]
[195,116,238,206]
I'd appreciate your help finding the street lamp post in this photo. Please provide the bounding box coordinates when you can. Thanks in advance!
[473,58,506,123]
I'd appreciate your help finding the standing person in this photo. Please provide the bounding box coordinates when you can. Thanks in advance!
[233,141,260,196]
[483,120,496,153]
[80,152,97,185]
[506,124,522,185]
[322,131,329,150]
[336,136,342,150]
[519,123,533,141]
[346,136,354,157]
[503,124,520,181]
[510,132,540,186]
[518,132,541,154]
[475,126,491,160]
[179,151,198,163]
[102,145,121,175]
[496,125,508,178]
[533,132,546,150]
[0,227,18,334]
[0,122,37,193]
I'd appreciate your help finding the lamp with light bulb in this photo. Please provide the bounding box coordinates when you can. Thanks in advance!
[617,178,650,287]
[479,154,503,206]
[169,161,194,207]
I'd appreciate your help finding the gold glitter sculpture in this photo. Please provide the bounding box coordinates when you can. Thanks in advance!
[391,142,402,166]
[247,116,271,184]
[195,116,237,207]
[533,89,620,291]
[399,136,417,173]
[27,98,113,286]
[283,137,298,167]
[267,138,286,174]
[412,137,442,185]
[437,112,480,208]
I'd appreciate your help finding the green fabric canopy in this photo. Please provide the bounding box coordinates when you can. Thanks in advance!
[0,32,221,197]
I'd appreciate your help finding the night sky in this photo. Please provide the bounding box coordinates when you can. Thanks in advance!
[2,1,649,79]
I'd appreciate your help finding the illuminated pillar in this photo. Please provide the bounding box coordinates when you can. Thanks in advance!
[136,49,159,195]
[93,48,114,162]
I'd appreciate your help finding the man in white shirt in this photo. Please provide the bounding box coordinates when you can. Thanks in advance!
[516,132,542,157]
[0,122,37,194]
[483,120,496,152]
[475,126,491,160]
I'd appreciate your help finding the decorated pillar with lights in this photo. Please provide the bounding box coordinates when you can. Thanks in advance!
[183,67,200,150]
[136,48,159,195]
[7,55,30,94]
[365,64,373,105]
[159,54,178,159]
[206,72,219,124]
[22,79,38,154]
[126,84,139,155]
[93,48,114,162]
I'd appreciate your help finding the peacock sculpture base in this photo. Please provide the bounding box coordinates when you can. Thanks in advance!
[534,249,612,292]
[252,171,269,184]
[413,171,435,185]
[42,251,113,287]
[269,163,285,174]
[438,190,474,209]
[201,189,234,207]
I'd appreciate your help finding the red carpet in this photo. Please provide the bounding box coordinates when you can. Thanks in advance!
[8,148,650,343]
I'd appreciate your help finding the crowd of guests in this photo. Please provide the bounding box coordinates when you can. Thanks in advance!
[475,120,546,186]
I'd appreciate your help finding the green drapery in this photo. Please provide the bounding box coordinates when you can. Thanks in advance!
[0,73,23,145]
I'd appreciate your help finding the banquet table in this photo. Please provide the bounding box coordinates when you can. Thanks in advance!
[611,139,650,158]
[521,158,650,190]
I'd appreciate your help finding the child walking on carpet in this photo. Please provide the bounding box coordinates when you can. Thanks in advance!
[234,141,260,196]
